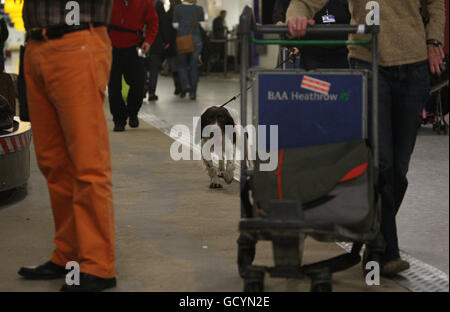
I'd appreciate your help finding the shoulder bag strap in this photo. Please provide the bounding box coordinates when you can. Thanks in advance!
[188,6,200,35]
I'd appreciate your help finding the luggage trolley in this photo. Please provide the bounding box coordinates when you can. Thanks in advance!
[237,6,383,292]
[430,80,449,135]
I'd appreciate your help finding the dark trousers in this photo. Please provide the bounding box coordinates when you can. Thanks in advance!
[168,56,181,93]
[300,53,349,70]
[173,72,181,93]
[350,58,430,260]
[108,46,145,126]
[145,53,161,96]
[177,35,203,96]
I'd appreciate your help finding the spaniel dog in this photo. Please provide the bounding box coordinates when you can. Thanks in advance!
[195,106,240,189]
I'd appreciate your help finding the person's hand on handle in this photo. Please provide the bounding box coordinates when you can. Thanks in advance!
[141,42,151,54]
[287,16,315,38]
[275,21,285,25]
[428,45,446,76]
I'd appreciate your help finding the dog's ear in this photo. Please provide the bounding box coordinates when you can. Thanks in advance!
[225,113,235,127]
[194,115,204,145]
[194,113,206,145]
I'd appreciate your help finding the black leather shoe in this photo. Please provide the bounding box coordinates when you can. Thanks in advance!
[180,88,191,99]
[113,124,125,132]
[129,116,139,128]
[18,261,67,280]
[381,258,410,277]
[60,273,117,292]
[148,94,158,101]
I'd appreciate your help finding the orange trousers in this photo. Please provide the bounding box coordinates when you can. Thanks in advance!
[25,27,115,278]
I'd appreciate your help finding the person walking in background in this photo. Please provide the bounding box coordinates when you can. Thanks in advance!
[108,0,159,132]
[145,0,169,102]
[0,16,9,72]
[287,0,445,277]
[211,10,228,69]
[18,0,116,292]
[166,0,183,95]
[173,0,206,100]
[213,10,228,39]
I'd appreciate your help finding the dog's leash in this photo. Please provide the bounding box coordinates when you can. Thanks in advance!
[220,48,297,108]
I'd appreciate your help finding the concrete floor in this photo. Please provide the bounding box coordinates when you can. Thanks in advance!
[0,105,406,292]
[399,126,449,275]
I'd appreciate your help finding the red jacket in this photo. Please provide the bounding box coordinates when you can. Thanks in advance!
[109,0,159,49]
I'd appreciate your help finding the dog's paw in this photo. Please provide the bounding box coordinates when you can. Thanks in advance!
[209,182,223,189]
[223,176,234,184]
[222,168,235,184]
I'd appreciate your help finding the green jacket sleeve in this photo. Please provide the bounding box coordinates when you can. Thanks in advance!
[286,0,328,21]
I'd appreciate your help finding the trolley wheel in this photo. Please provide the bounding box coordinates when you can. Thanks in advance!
[243,269,265,292]
[0,189,15,202]
[244,279,265,292]
[309,268,332,292]
[238,243,256,278]
[311,281,332,292]
[0,184,27,204]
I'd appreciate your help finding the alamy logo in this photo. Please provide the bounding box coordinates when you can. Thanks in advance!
[169,118,279,172]
[65,261,80,286]
[366,1,380,26]
[365,261,380,286]
[65,1,80,26]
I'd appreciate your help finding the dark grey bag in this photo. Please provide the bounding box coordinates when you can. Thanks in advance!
[252,139,376,234]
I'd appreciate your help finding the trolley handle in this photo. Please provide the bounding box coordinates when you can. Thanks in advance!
[256,24,379,36]
[239,6,379,36]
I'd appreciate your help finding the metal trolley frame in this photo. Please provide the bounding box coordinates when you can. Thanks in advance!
[237,6,382,292]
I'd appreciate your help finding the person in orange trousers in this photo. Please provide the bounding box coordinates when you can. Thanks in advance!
[18,1,116,292]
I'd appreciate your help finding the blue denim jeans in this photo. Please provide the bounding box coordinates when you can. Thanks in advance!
[350,58,430,260]
[177,35,202,97]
